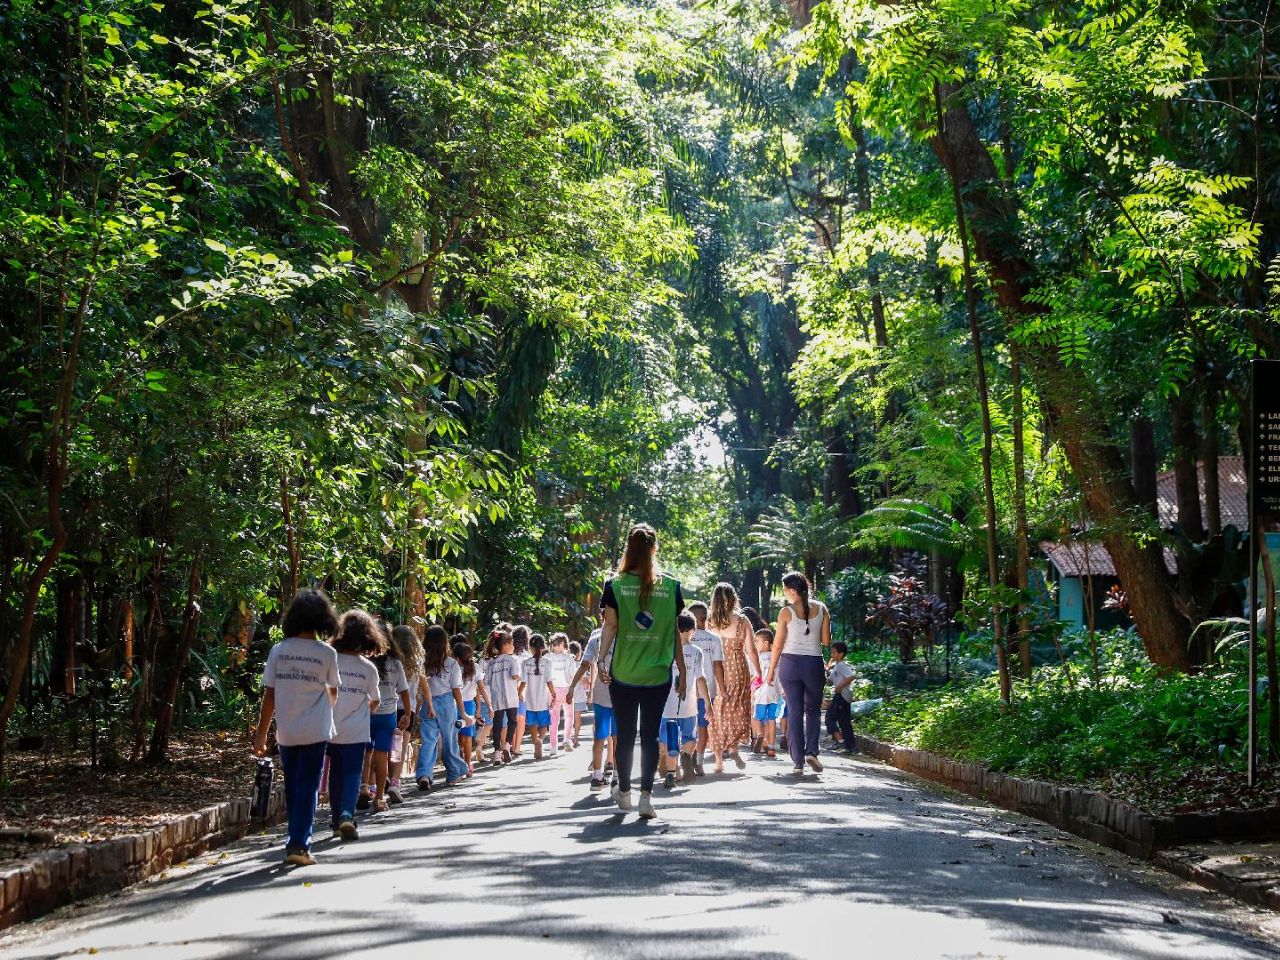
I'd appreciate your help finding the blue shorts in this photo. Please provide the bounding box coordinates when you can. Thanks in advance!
[479,702,492,725]
[697,698,709,729]
[593,704,615,740]
[369,712,397,752]
[517,702,527,718]
[459,699,477,738]
[661,717,697,753]
[526,709,551,727]
[754,703,779,722]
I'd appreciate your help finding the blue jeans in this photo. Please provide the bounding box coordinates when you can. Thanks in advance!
[326,741,366,827]
[416,693,467,783]
[778,654,825,767]
[278,741,326,852]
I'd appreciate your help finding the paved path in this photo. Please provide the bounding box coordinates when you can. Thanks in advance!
[4,749,1279,959]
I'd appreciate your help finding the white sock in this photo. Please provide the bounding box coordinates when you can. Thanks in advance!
[594,767,603,779]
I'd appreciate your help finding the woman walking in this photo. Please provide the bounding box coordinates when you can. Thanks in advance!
[596,523,687,820]
[706,582,763,774]
[765,571,831,775]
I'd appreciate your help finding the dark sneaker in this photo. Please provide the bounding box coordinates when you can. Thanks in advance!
[806,755,824,773]
[356,791,372,811]
[590,776,606,792]
[662,772,677,790]
[416,777,433,792]
[680,753,696,784]
[387,788,404,805]
[694,760,705,777]
[339,819,359,842]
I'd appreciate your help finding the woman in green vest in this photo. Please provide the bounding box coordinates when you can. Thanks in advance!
[596,522,687,820]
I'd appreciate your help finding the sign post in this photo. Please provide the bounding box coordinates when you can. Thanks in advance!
[1249,359,1280,787]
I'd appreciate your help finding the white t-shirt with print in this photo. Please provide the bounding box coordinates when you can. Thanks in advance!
[262,637,340,746]
[484,654,522,711]
[332,652,380,744]
[662,644,705,720]
[545,651,576,688]
[373,657,410,715]
[582,630,611,709]
[752,650,779,706]
[690,629,724,699]
[424,656,464,698]
[828,659,856,702]
[521,656,555,712]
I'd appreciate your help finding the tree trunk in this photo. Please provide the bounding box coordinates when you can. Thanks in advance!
[1202,389,1222,537]
[280,472,299,604]
[941,87,1011,707]
[148,557,202,763]
[1130,417,1158,517]
[929,82,1191,671]
[1012,351,1032,678]
[1171,393,1205,542]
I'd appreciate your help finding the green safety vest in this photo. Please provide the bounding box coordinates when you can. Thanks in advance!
[610,572,679,686]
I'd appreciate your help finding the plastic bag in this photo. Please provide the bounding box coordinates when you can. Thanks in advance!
[849,698,882,717]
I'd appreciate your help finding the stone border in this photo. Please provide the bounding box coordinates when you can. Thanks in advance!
[853,733,1280,859]
[0,785,285,931]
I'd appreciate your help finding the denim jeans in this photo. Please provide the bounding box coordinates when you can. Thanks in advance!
[416,693,468,783]
[326,741,367,827]
[278,741,326,852]
[778,654,825,767]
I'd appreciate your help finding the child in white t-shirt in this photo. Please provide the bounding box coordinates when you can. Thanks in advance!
[568,640,587,748]
[327,610,381,841]
[415,625,470,788]
[360,632,412,813]
[545,633,577,755]
[520,636,558,760]
[825,641,857,754]
[253,589,341,867]
[751,628,779,758]
[661,612,709,788]
[483,632,522,764]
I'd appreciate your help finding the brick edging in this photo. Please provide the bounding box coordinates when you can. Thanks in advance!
[853,733,1280,859]
[0,784,286,931]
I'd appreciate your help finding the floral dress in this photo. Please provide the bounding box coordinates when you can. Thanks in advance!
[708,615,752,755]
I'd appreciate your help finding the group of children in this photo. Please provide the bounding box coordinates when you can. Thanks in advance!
[253,588,862,865]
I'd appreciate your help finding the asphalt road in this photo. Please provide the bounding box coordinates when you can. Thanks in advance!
[3,746,1279,959]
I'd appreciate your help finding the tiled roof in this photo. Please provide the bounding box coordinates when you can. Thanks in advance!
[1155,455,1247,530]
[1043,456,1246,579]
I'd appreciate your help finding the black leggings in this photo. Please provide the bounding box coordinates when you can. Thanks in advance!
[610,678,671,792]
[491,708,517,752]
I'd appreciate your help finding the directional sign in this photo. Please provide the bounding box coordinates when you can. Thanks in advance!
[1252,359,1280,517]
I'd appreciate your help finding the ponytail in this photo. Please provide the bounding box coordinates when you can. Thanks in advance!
[531,634,547,675]
[782,571,812,634]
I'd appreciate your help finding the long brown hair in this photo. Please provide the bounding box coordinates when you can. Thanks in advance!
[617,522,658,606]
[709,582,739,630]
[422,624,449,677]
[389,624,424,682]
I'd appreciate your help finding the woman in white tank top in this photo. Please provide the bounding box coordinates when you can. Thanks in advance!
[765,571,831,774]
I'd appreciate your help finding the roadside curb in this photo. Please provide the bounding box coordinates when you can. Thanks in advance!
[1153,844,1280,911]
[853,733,1280,863]
[0,785,286,931]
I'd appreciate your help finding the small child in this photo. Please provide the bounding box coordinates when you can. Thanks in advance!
[520,635,557,760]
[569,618,616,791]
[546,633,576,755]
[510,625,532,757]
[687,602,724,777]
[361,626,412,812]
[452,639,489,777]
[385,624,423,804]
[751,628,779,759]
[327,610,381,841]
[483,629,522,764]
[660,612,709,788]
[568,640,587,749]
[253,588,341,867]
[825,640,857,755]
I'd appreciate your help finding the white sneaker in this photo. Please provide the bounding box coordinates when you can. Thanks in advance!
[638,791,656,820]
[611,781,633,811]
